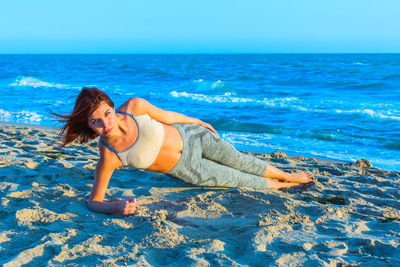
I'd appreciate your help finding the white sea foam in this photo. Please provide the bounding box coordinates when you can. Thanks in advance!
[0,109,12,120]
[170,90,400,121]
[353,62,370,66]
[334,109,400,121]
[170,91,298,106]
[10,77,67,89]
[170,91,249,103]
[222,132,276,150]
[192,79,230,90]
[212,80,224,89]
[0,109,42,123]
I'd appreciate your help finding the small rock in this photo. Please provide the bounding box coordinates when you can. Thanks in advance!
[353,159,372,168]
[270,151,288,159]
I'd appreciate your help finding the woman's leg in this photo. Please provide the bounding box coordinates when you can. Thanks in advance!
[198,125,314,183]
[167,124,310,189]
[170,155,300,190]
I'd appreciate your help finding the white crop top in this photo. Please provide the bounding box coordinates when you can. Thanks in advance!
[100,110,165,169]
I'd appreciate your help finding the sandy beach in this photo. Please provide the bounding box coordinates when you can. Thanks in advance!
[0,122,399,266]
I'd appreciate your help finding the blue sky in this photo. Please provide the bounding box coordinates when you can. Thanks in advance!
[0,0,399,53]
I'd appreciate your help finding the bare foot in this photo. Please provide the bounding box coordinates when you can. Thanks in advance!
[263,164,315,184]
[284,171,314,184]
[266,178,301,190]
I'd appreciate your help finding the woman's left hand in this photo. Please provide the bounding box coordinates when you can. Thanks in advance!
[199,121,218,135]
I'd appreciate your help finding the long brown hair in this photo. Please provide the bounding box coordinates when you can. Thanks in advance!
[52,87,115,147]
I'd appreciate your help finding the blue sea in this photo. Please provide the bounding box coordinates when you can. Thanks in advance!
[0,54,399,171]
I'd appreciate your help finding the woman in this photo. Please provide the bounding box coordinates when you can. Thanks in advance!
[54,87,314,216]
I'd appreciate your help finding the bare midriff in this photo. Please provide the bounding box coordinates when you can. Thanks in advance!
[145,124,184,173]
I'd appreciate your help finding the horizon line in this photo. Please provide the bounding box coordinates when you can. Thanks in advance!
[1,52,400,55]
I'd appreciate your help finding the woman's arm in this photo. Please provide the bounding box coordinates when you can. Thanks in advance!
[123,98,218,135]
[87,148,138,216]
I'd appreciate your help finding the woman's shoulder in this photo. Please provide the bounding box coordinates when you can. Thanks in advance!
[117,97,148,116]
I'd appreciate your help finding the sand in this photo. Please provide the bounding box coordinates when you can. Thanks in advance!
[0,122,399,266]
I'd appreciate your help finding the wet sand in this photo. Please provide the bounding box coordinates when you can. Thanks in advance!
[0,122,399,266]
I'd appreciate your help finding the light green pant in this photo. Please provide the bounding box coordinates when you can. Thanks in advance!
[166,124,269,189]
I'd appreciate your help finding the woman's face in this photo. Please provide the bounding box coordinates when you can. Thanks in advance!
[88,102,117,136]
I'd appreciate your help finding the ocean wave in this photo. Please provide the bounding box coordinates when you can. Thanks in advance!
[211,119,284,135]
[170,91,245,103]
[0,109,42,123]
[170,90,298,107]
[348,82,387,89]
[191,79,236,92]
[212,80,224,89]
[334,109,400,121]
[383,141,400,150]
[222,132,277,150]
[10,77,67,89]
[235,75,265,81]
[170,90,400,121]
[299,130,345,142]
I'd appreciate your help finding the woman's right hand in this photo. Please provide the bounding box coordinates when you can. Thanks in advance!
[199,121,218,135]
[117,197,138,216]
